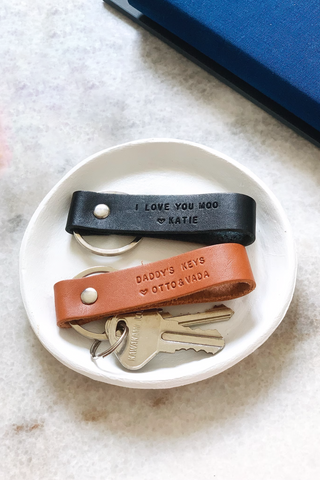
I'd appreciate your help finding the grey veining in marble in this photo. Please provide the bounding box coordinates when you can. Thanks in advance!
[1,1,320,479]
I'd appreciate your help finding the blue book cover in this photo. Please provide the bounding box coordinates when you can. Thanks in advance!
[128,0,320,134]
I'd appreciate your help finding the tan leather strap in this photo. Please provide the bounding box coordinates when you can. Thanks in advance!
[54,243,255,328]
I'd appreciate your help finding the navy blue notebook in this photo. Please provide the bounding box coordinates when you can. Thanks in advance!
[104,0,320,147]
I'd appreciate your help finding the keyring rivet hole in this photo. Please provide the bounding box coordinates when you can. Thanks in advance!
[116,320,127,337]
[93,204,110,219]
[80,287,98,305]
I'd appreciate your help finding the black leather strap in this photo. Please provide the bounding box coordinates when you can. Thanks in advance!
[66,191,256,246]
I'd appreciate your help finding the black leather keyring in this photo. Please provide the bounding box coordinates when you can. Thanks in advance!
[66,191,256,246]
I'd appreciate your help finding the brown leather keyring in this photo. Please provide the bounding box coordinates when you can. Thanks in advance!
[54,243,256,328]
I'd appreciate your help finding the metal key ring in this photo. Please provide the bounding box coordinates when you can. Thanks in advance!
[73,231,142,257]
[69,266,116,340]
[90,321,129,359]
[73,190,142,256]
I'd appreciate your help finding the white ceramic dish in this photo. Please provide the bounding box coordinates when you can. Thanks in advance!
[20,139,296,389]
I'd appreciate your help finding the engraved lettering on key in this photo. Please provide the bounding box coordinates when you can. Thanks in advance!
[106,310,225,370]
[145,203,170,211]
[135,257,210,296]
[136,267,175,284]
[175,202,194,210]
[181,256,205,271]
[183,271,210,284]
[150,271,209,293]
[198,201,219,209]
[127,323,141,360]
[168,216,198,224]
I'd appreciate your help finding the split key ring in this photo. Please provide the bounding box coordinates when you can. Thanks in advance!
[69,266,128,358]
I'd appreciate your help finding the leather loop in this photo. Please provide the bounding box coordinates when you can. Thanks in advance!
[66,192,256,246]
[54,243,256,328]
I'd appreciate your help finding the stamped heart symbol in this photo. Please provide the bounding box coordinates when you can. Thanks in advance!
[157,218,166,225]
[140,289,148,296]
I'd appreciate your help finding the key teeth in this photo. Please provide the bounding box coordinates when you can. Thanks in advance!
[173,345,225,355]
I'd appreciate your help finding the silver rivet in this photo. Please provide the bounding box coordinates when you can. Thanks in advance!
[93,204,110,219]
[80,288,98,305]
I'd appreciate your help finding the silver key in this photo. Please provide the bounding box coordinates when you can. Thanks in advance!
[161,305,234,326]
[105,310,225,370]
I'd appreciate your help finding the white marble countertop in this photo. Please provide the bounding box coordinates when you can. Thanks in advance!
[1,1,320,479]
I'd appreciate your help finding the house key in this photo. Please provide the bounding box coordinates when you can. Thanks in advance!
[105,310,225,370]
[160,305,234,326]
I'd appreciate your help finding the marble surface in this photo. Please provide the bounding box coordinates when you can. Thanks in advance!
[1,1,320,479]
